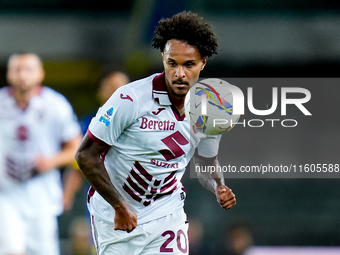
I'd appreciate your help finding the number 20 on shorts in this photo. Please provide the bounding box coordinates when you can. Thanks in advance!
[160,230,188,253]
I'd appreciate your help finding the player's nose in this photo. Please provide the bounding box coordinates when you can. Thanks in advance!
[175,66,185,78]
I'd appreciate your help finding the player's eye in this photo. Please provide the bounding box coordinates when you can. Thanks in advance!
[168,61,176,67]
[184,62,194,68]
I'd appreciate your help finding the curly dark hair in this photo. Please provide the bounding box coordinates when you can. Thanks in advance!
[152,11,218,58]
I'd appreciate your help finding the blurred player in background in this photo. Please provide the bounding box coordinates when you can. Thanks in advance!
[96,71,130,105]
[0,53,82,255]
[219,221,254,255]
[76,11,236,255]
[80,71,130,133]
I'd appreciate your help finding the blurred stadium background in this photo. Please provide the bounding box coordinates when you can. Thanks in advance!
[1,0,340,254]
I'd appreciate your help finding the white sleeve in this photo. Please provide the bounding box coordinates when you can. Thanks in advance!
[197,134,222,158]
[88,85,138,145]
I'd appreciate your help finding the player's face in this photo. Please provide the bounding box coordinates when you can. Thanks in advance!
[7,54,45,93]
[162,39,206,99]
[97,73,129,104]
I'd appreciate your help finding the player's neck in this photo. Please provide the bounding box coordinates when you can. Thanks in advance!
[167,94,185,116]
[174,105,185,116]
[165,85,185,116]
[13,85,41,110]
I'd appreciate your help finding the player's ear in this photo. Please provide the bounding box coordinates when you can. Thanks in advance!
[200,57,207,71]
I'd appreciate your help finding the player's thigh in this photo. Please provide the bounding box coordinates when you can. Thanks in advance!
[26,215,60,255]
[0,197,26,255]
[142,210,189,255]
[91,215,146,255]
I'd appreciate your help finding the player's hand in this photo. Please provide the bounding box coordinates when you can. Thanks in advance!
[215,185,236,210]
[114,201,137,233]
[35,156,56,173]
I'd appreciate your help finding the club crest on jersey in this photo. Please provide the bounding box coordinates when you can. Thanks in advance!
[99,107,114,126]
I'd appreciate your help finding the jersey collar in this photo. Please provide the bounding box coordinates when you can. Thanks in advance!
[7,86,43,96]
[152,72,172,106]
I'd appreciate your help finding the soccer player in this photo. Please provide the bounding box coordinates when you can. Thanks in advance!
[0,53,82,255]
[76,11,236,254]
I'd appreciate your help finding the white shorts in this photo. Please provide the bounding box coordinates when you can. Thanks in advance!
[0,196,59,255]
[91,209,189,255]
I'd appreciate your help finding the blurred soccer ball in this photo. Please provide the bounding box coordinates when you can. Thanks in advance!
[184,78,240,135]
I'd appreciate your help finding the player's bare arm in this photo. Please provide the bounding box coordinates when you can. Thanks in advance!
[62,167,83,211]
[76,133,137,232]
[194,155,236,210]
